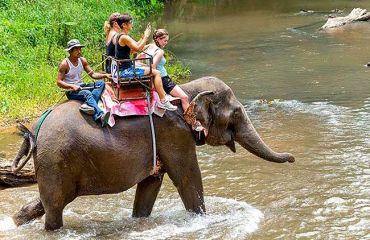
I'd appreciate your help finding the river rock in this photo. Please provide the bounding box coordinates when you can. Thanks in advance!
[320,8,370,29]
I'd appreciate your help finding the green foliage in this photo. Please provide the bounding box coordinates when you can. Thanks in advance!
[126,0,163,19]
[0,0,190,124]
[165,50,191,84]
[0,0,9,10]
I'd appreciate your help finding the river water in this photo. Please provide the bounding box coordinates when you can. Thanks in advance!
[1,0,370,239]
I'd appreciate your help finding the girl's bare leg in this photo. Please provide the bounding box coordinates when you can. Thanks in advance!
[170,85,203,130]
[144,68,166,101]
[170,86,189,111]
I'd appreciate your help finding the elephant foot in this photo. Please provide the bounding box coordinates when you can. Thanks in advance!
[188,207,206,215]
[45,209,63,230]
[184,197,206,215]
[132,209,151,218]
[13,198,45,226]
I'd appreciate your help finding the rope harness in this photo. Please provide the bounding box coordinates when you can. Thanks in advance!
[183,102,196,126]
[34,109,53,141]
[146,89,159,175]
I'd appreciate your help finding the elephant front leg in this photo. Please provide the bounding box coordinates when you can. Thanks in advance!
[132,175,164,217]
[175,173,206,214]
[44,208,63,230]
[166,155,206,214]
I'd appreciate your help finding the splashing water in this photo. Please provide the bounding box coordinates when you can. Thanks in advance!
[0,195,263,240]
[0,217,17,231]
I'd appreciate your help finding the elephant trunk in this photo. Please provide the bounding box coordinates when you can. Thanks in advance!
[234,114,295,163]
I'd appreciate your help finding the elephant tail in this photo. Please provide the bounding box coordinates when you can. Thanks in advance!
[12,123,36,173]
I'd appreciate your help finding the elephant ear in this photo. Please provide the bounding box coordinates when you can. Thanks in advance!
[184,91,214,134]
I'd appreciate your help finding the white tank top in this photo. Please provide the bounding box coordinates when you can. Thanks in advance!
[146,45,167,77]
[64,58,83,85]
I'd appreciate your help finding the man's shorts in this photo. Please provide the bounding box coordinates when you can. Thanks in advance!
[161,75,177,94]
[119,66,145,78]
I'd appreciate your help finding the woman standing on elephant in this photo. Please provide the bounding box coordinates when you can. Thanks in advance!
[113,13,177,111]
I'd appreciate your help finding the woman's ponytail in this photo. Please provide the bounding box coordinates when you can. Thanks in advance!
[103,21,111,36]
[104,12,121,35]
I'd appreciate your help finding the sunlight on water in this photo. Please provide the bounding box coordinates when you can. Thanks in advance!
[0,217,17,231]
[2,85,368,240]
[0,196,262,240]
[128,197,263,240]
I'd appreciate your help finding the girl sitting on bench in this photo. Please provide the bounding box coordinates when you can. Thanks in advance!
[112,13,177,111]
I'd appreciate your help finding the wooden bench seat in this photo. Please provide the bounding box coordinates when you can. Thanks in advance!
[102,54,154,102]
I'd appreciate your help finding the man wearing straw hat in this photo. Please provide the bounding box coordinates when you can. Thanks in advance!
[57,39,111,127]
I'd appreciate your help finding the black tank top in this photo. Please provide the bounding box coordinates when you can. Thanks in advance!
[105,34,116,73]
[106,34,116,57]
[115,34,132,69]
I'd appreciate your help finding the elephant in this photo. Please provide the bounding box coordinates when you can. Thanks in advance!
[11,76,294,230]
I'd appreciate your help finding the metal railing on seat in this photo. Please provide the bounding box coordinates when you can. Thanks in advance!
[102,53,154,101]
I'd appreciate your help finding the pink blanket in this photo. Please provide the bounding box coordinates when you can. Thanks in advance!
[100,88,161,127]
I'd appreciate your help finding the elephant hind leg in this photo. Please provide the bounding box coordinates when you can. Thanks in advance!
[13,197,45,226]
[42,190,76,231]
[133,175,164,217]
[43,195,76,230]
[38,170,77,230]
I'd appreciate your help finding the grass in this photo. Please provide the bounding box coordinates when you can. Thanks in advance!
[0,0,190,127]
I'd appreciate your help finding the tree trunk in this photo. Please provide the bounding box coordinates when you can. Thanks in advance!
[0,159,36,188]
[321,8,370,29]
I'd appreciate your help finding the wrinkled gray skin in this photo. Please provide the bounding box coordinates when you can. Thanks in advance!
[13,76,294,230]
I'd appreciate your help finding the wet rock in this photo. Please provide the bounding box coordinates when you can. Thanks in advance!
[296,9,343,16]
[320,8,370,29]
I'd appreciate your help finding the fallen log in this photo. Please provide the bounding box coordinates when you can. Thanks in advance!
[320,8,370,29]
[0,159,36,188]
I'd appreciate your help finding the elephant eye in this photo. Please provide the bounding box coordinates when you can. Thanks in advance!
[233,107,242,119]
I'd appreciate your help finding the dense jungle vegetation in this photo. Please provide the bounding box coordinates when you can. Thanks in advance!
[0,0,190,125]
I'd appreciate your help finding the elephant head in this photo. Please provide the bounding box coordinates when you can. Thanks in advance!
[183,77,295,163]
